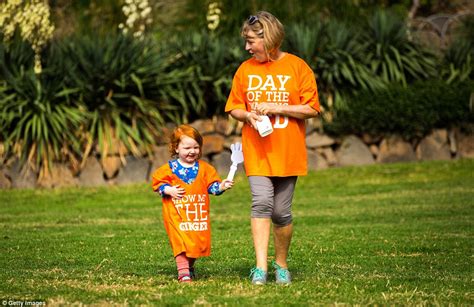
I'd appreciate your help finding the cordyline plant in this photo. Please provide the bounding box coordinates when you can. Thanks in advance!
[165,31,245,119]
[286,19,384,121]
[363,9,437,86]
[440,14,474,84]
[61,33,200,165]
[0,38,83,178]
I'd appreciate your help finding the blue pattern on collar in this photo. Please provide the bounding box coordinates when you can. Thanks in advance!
[169,159,199,184]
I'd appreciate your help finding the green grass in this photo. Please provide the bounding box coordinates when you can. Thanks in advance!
[0,159,473,305]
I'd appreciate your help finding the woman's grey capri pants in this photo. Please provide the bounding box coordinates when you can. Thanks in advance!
[248,176,297,226]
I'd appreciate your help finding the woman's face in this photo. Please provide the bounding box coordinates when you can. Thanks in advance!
[176,135,200,164]
[245,30,267,62]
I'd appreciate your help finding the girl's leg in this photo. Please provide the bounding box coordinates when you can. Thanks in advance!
[175,252,192,282]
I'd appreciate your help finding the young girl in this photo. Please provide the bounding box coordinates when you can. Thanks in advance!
[151,124,234,283]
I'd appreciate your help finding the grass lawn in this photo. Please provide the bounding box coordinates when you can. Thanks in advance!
[0,159,473,305]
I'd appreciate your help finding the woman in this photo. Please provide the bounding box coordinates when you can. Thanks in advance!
[225,11,320,285]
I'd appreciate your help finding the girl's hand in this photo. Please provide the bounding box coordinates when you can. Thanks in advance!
[220,179,234,191]
[164,184,185,199]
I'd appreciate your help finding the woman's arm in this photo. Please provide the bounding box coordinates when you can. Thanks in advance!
[255,103,319,120]
[229,109,260,130]
[229,104,319,129]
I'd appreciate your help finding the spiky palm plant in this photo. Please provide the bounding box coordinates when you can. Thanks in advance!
[0,38,84,178]
[364,9,438,85]
[62,34,187,162]
[286,20,384,119]
[441,14,474,84]
[167,31,245,118]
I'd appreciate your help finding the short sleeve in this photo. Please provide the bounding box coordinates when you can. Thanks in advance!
[299,61,320,112]
[225,64,247,112]
[201,161,221,189]
[151,164,173,192]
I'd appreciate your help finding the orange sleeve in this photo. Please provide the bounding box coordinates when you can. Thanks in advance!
[225,64,248,112]
[299,61,320,112]
[201,161,222,188]
[151,164,172,192]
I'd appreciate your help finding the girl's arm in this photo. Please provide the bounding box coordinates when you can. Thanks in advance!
[162,185,185,199]
[208,179,234,195]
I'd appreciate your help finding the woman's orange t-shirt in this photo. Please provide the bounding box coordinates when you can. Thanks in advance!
[151,161,221,258]
[225,53,320,176]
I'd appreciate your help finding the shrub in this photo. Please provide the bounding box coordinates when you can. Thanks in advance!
[0,37,84,177]
[165,31,245,119]
[61,34,194,159]
[363,9,438,86]
[440,14,474,84]
[286,19,385,120]
[326,79,474,140]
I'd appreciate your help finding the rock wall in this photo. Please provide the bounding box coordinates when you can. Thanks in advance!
[0,117,472,189]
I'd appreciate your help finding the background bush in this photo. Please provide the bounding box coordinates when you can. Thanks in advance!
[61,34,183,160]
[163,31,245,120]
[326,80,474,140]
[0,36,84,176]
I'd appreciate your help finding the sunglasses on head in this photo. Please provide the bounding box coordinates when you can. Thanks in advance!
[248,15,259,25]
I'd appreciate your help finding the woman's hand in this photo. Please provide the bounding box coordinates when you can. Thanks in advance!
[255,102,278,116]
[164,184,185,199]
[246,112,261,130]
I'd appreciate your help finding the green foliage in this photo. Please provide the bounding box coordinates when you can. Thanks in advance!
[440,15,474,84]
[66,0,123,36]
[364,9,438,85]
[286,17,382,113]
[176,0,321,37]
[0,38,84,176]
[169,0,410,37]
[0,160,473,304]
[326,79,474,140]
[166,31,245,119]
[0,33,209,174]
[61,34,172,158]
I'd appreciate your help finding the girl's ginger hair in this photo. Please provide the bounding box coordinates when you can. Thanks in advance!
[241,11,284,61]
[168,124,203,159]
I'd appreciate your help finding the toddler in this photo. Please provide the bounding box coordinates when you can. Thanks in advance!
[151,124,233,282]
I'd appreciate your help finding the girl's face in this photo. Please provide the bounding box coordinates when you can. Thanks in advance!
[245,30,267,62]
[176,135,200,164]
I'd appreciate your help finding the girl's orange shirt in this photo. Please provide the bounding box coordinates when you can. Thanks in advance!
[225,53,320,176]
[151,161,221,258]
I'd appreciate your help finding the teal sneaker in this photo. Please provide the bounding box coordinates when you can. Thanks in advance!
[272,261,291,284]
[249,267,267,285]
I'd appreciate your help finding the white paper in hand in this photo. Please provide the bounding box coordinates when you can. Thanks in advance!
[256,115,273,137]
[227,142,244,181]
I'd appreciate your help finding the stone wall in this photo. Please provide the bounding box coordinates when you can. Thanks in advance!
[0,117,472,189]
